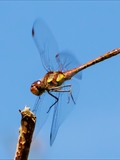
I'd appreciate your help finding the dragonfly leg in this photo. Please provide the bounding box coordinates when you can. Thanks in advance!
[64,85,76,104]
[47,91,59,113]
[51,84,76,104]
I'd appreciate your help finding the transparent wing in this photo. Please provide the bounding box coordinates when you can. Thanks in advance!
[32,18,59,71]
[33,92,55,138]
[56,50,82,79]
[50,78,80,145]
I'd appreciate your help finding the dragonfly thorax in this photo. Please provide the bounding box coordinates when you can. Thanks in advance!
[30,71,66,96]
[45,71,66,86]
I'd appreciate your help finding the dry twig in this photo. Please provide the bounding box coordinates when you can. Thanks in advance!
[14,106,36,160]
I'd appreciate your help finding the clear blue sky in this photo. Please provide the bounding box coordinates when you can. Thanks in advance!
[0,1,120,159]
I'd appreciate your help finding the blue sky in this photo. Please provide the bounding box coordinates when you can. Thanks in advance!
[0,1,120,159]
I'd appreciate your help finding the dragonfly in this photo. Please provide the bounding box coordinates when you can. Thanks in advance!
[31,18,120,146]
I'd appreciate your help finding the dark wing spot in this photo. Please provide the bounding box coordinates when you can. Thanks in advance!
[32,28,34,36]
[56,54,59,58]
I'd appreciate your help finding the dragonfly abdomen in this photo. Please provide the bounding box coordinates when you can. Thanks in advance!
[64,48,120,79]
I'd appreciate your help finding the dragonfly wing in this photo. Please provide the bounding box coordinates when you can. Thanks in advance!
[50,79,80,145]
[33,92,55,138]
[56,51,82,80]
[50,93,60,146]
[32,18,59,71]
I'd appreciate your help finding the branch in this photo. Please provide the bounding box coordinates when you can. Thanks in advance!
[14,106,36,160]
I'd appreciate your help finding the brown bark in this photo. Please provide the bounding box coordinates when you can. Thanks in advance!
[14,106,36,160]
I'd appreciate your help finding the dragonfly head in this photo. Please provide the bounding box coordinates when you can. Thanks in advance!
[30,80,45,96]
